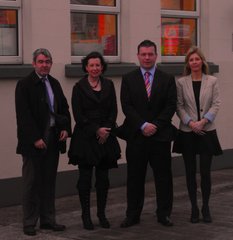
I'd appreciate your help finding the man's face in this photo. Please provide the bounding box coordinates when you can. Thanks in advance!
[33,54,52,77]
[137,46,157,70]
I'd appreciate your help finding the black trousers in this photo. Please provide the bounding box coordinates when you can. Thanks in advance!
[183,152,212,207]
[22,128,59,227]
[77,166,109,191]
[125,139,173,219]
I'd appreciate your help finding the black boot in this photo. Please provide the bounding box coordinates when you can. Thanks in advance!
[202,205,212,223]
[188,188,199,223]
[78,189,94,230]
[190,206,199,223]
[201,183,212,223]
[96,188,110,228]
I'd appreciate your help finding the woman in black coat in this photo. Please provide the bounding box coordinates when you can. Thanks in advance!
[68,52,121,230]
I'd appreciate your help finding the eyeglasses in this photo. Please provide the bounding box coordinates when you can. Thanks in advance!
[36,60,52,64]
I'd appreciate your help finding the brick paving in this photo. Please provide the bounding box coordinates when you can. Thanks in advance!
[1,168,233,240]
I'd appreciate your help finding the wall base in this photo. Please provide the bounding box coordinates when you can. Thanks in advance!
[1,149,232,208]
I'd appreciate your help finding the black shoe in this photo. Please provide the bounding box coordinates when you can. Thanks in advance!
[120,217,140,228]
[158,216,173,227]
[40,223,66,231]
[202,206,212,223]
[190,207,199,223]
[23,226,36,236]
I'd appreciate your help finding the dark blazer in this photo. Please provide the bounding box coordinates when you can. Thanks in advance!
[15,71,71,156]
[68,76,121,167]
[119,67,177,142]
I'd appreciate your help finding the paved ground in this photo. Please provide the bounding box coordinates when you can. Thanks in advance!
[1,168,233,240]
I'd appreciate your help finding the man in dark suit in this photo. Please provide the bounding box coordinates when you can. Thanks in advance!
[119,40,177,228]
[15,48,71,236]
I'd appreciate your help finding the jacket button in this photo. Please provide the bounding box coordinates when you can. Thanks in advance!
[200,109,203,112]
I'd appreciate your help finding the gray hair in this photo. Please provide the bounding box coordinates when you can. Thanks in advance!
[32,48,52,62]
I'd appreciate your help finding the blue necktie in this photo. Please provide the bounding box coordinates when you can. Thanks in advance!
[42,77,55,126]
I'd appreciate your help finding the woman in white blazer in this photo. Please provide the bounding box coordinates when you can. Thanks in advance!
[173,46,222,224]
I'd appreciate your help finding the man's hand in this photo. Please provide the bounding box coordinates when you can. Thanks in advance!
[34,139,47,149]
[59,130,68,141]
[142,123,157,137]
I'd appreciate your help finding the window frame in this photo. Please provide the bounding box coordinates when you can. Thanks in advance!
[70,0,120,63]
[0,0,22,64]
[161,0,200,62]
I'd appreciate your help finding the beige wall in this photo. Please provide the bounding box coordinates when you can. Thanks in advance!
[201,0,233,149]
[0,0,233,179]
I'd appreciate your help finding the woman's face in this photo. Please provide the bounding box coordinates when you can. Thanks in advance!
[85,58,103,79]
[188,53,203,73]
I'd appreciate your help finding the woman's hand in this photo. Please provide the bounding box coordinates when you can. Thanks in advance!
[96,127,111,144]
[189,119,207,135]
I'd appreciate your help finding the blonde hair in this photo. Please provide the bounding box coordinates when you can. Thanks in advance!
[183,46,209,76]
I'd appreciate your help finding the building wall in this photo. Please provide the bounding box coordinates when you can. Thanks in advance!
[0,0,233,206]
[202,0,233,150]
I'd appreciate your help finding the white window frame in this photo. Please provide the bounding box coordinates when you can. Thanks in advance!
[161,0,200,62]
[70,0,120,63]
[0,0,22,64]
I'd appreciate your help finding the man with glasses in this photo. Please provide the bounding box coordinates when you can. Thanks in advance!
[15,48,71,236]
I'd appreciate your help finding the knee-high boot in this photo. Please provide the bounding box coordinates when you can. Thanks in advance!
[201,181,212,223]
[186,180,199,223]
[78,189,94,230]
[96,188,110,228]
[200,154,212,223]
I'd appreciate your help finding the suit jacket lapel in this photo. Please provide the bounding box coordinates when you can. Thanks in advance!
[150,71,160,99]
[200,74,208,106]
[185,75,196,104]
[34,72,52,113]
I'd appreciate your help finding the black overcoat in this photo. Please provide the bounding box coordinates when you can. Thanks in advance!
[68,76,121,168]
[15,71,71,156]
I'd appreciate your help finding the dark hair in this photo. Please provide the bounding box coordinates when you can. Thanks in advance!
[32,48,52,62]
[184,46,209,75]
[137,40,157,54]
[81,51,107,73]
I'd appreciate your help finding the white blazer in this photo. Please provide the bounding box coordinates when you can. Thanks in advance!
[176,74,220,132]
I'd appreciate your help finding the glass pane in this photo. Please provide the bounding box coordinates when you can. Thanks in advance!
[161,0,196,11]
[161,17,197,56]
[0,9,18,56]
[71,12,117,56]
[70,0,116,7]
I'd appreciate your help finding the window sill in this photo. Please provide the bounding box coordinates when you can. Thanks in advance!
[0,62,219,79]
[0,64,33,79]
[65,62,219,78]
[65,63,138,78]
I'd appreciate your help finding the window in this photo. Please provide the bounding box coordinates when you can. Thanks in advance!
[70,0,120,63]
[161,0,200,62]
[0,0,21,63]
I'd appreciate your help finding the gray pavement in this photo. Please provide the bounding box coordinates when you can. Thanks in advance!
[1,168,233,240]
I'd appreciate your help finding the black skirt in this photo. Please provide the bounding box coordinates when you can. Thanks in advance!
[68,128,121,169]
[172,129,222,156]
